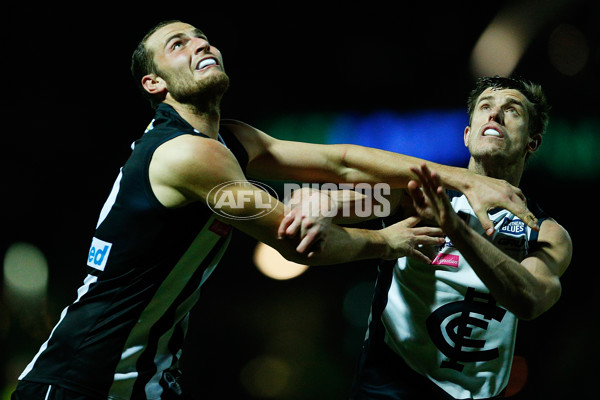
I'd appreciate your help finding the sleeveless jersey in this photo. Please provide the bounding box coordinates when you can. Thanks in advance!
[365,191,548,399]
[18,104,249,399]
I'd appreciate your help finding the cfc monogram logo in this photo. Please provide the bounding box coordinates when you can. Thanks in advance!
[426,287,506,371]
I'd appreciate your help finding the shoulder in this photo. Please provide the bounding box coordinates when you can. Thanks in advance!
[149,134,246,206]
[154,134,235,173]
[530,217,572,274]
[538,218,572,248]
[220,119,276,161]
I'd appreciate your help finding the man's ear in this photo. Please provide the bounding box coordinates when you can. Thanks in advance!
[528,133,542,154]
[141,74,167,95]
[463,126,471,147]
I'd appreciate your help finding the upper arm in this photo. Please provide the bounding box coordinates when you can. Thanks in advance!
[149,134,247,208]
[521,218,572,309]
[221,119,349,182]
[148,134,311,261]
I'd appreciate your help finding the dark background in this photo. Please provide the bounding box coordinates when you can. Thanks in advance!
[1,3,598,399]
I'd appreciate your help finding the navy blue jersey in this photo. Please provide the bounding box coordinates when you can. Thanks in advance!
[19,104,248,399]
[353,191,549,399]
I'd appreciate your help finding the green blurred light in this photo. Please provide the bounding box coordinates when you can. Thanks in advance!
[259,111,600,180]
[529,117,600,180]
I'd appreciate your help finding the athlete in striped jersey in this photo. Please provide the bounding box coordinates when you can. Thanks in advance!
[348,77,572,399]
[280,77,572,399]
[11,21,542,399]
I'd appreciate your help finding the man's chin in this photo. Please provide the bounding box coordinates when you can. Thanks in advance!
[171,73,230,107]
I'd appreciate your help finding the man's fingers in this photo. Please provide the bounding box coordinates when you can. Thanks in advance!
[299,218,315,239]
[415,235,447,246]
[519,211,540,232]
[407,180,425,205]
[278,213,294,238]
[410,249,433,265]
[401,215,422,228]
[503,185,539,231]
[284,215,302,238]
[296,229,321,254]
[474,209,495,236]
[413,226,445,237]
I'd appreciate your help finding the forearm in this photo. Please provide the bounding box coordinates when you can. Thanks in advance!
[341,144,468,190]
[448,219,546,320]
[285,186,392,225]
[298,225,390,266]
[222,192,390,267]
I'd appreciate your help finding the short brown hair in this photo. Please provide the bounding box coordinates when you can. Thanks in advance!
[467,76,550,138]
[130,20,182,108]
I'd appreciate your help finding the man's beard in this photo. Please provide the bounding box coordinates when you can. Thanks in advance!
[163,70,230,113]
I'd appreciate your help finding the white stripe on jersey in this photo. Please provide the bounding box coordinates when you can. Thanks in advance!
[44,385,51,400]
[19,274,98,380]
[96,168,123,229]
[108,214,230,399]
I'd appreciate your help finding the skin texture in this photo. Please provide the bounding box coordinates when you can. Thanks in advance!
[282,85,571,319]
[138,21,543,267]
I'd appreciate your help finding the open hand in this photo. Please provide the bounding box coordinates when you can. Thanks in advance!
[408,164,461,236]
[278,188,336,257]
[381,215,446,263]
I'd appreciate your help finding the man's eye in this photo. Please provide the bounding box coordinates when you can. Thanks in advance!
[172,41,183,50]
[480,104,490,110]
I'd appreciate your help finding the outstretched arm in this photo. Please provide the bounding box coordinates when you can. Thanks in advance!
[148,134,444,266]
[407,164,572,320]
[222,119,539,235]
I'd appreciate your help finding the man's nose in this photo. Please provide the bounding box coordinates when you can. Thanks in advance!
[193,38,210,54]
[488,107,504,123]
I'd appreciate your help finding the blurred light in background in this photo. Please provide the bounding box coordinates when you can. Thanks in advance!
[2,242,51,400]
[253,242,309,280]
[469,0,573,77]
[329,111,470,166]
[505,355,529,397]
[548,23,590,76]
[260,111,600,181]
[529,117,600,180]
[3,242,49,298]
[260,110,471,166]
[470,18,527,77]
[240,355,292,398]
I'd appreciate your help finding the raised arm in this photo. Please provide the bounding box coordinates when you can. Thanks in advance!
[148,134,443,266]
[221,119,539,234]
[407,164,572,320]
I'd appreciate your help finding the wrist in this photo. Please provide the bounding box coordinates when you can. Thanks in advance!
[374,228,395,260]
[438,166,470,192]
[444,214,468,238]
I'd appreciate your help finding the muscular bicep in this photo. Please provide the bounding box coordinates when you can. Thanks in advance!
[221,119,350,182]
[149,134,247,208]
[520,219,572,310]
[523,219,572,277]
[149,134,309,259]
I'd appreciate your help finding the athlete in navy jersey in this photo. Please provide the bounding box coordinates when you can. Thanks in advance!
[350,191,551,399]
[279,77,572,399]
[347,78,573,399]
[11,22,545,399]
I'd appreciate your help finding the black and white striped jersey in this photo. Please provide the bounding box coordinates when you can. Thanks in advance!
[358,191,549,399]
[19,104,249,399]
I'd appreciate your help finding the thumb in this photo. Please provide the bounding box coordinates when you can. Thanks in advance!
[401,215,422,228]
[475,210,495,236]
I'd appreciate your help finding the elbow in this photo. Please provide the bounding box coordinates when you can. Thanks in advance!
[512,296,542,321]
[515,283,562,321]
[275,244,326,267]
[513,303,539,321]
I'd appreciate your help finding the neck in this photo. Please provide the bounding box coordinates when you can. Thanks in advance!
[467,156,524,187]
[165,100,221,139]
